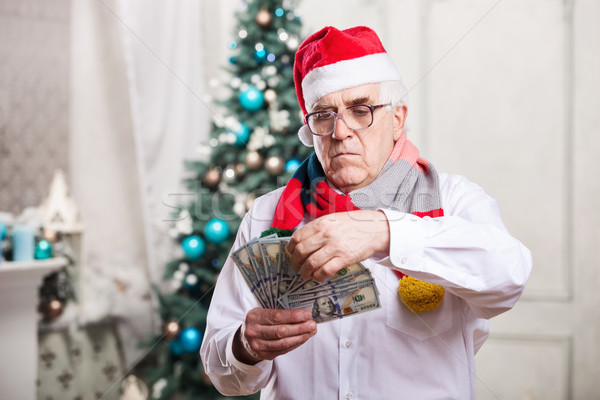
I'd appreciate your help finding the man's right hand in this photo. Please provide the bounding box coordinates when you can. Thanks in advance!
[233,308,317,365]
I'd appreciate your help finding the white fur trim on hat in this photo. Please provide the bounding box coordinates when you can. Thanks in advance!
[297,124,314,147]
[302,53,402,112]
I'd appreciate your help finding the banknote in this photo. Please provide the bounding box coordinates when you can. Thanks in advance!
[230,236,381,320]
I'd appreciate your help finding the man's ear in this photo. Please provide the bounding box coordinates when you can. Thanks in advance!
[393,104,408,141]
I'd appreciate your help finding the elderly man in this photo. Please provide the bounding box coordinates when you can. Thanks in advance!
[200,26,531,399]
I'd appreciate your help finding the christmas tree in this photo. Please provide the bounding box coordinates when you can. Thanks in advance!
[140,1,310,398]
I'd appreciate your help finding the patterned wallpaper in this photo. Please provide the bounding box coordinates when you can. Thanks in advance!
[0,0,71,215]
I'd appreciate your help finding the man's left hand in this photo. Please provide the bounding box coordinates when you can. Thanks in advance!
[287,210,390,282]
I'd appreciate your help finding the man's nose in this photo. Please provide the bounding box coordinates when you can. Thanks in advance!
[332,115,354,140]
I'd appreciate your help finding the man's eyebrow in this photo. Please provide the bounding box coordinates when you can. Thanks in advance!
[312,95,374,112]
[344,96,372,106]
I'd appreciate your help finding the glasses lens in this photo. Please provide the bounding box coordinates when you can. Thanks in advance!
[307,112,335,135]
[345,105,373,130]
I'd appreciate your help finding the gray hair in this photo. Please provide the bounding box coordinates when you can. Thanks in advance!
[378,80,408,106]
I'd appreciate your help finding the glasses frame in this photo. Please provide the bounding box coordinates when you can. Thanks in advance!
[304,104,390,137]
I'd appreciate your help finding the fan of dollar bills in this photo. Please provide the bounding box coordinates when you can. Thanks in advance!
[231,235,381,323]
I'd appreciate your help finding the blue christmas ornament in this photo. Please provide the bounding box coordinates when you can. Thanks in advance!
[35,239,53,260]
[181,235,206,260]
[204,219,230,244]
[285,159,301,173]
[254,48,267,63]
[229,41,237,49]
[239,86,265,112]
[179,327,203,353]
[267,53,276,62]
[230,122,250,146]
[275,8,284,17]
[211,258,221,268]
[169,339,183,356]
[229,56,237,64]
[0,221,6,240]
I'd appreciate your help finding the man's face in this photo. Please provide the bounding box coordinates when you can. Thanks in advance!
[312,83,407,193]
[316,297,333,314]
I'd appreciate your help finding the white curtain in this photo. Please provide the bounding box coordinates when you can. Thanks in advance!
[70,0,206,365]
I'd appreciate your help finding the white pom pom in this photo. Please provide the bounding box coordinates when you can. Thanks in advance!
[297,125,314,147]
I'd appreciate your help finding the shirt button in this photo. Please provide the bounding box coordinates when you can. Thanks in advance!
[400,257,407,264]
[345,341,351,348]
[346,393,353,399]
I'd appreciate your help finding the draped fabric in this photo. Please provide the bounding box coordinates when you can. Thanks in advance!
[70,0,205,364]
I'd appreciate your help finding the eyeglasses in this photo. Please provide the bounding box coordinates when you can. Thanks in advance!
[304,104,390,136]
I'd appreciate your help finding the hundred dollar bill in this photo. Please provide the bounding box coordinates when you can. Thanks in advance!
[284,268,373,300]
[286,262,368,294]
[259,238,284,307]
[280,275,376,308]
[231,242,269,308]
[286,278,381,323]
[246,238,274,308]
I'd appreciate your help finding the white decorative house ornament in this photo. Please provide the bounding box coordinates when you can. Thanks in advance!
[40,170,84,233]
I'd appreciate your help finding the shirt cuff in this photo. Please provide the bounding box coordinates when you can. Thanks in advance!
[225,326,272,377]
[378,209,426,270]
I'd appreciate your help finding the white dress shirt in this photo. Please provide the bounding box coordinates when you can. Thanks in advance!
[200,173,532,400]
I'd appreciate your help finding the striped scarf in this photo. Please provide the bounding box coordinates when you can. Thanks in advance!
[271,133,446,313]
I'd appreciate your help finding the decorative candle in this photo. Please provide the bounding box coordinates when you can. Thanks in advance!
[12,224,34,262]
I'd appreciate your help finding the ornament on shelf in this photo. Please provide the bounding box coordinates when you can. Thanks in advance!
[40,169,84,233]
[179,327,203,353]
[42,229,58,243]
[245,151,263,170]
[265,156,285,176]
[264,89,277,105]
[204,219,230,244]
[255,7,272,28]
[203,167,221,189]
[286,159,302,173]
[239,86,265,112]
[181,235,206,260]
[42,299,64,321]
[222,165,238,183]
[35,239,53,260]
[165,321,180,340]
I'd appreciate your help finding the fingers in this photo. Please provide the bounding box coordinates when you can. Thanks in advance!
[248,308,312,325]
[243,308,318,361]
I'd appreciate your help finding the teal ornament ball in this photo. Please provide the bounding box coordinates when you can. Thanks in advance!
[231,122,250,146]
[239,86,265,112]
[204,219,230,244]
[180,327,203,353]
[0,221,6,240]
[285,159,301,173]
[254,48,267,63]
[35,239,53,260]
[169,339,183,356]
[181,235,206,260]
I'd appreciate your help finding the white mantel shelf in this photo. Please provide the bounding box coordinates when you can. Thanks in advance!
[0,257,67,400]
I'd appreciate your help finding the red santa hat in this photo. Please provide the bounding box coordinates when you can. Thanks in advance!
[294,26,403,146]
